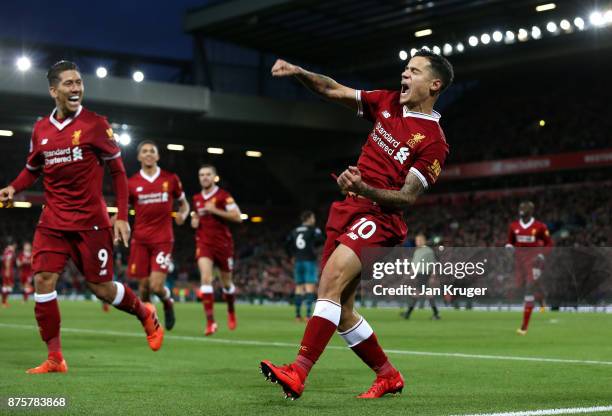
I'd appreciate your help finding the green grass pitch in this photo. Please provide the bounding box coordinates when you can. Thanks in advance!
[1,301,611,416]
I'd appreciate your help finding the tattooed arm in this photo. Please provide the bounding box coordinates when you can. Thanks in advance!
[336,166,425,209]
[271,59,357,110]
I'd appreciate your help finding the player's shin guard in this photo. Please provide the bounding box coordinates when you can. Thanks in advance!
[111,282,148,321]
[201,285,215,322]
[34,291,63,362]
[339,317,395,377]
[294,294,303,318]
[222,284,236,313]
[304,293,315,318]
[521,295,535,331]
[294,299,341,380]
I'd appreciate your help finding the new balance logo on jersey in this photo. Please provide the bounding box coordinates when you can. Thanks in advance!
[41,138,48,145]
[382,110,391,118]
[394,147,410,164]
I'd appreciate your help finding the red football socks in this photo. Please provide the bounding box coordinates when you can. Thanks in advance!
[521,299,535,331]
[294,299,341,380]
[112,282,148,321]
[34,291,63,362]
[339,317,394,376]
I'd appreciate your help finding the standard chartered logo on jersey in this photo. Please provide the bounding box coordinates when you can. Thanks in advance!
[44,146,83,166]
[370,122,410,165]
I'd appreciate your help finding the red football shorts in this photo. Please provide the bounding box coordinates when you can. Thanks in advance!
[2,275,14,288]
[196,241,234,272]
[128,241,173,279]
[20,272,33,286]
[320,195,407,270]
[514,258,538,286]
[32,226,114,283]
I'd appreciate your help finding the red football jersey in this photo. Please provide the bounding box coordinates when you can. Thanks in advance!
[507,218,553,248]
[193,187,238,246]
[356,90,449,192]
[17,251,32,279]
[2,247,16,278]
[21,106,123,230]
[128,168,185,243]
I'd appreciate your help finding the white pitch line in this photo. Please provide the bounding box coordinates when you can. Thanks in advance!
[1,323,612,366]
[450,405,612,416]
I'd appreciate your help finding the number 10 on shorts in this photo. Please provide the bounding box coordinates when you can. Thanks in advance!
[347,217,377,240]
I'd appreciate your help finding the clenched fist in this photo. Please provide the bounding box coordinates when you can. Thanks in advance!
[271,59,301,77]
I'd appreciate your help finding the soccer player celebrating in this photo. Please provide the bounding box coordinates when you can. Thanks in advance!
[1,238,17,307]
[0,61,164,374]
[287,211,324,321]
[17,241,34,302]
[260,50,453,399]
[127,140,189,330]
[191,165,242,336]
[506,201,553,335]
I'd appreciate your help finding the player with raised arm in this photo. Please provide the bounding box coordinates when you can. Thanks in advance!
[0,61,164,374]
[260,50,453,399]
[506,201,553,335]
[287,211,324,321]
[191,165,243,336]
[127,140,189,330]
[17,241,34,302]
[1,238,17,307]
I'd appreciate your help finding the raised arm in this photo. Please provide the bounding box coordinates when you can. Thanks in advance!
[336,166,425,210]
[271,59,357,110]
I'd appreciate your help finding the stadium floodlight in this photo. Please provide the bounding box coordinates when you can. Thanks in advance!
[399,50,408,61]
[604,10,612,23]
[16,56,32,72]
[546,22,558,32]
[535,3,556,12]
[421,45,431,51]
[443,43,453,55]
[132,70,144,83]
[456,42,465,52]
[410,48,418,57]
[0,129,14,137]
[518,28,529,41]
[560,19,571,31]
[167,144,184,151]
[415,28,433,37]
[251,216,264,223]
[432,45,441,55]
[531,26,542,39]
[214,175,220,183]
[13,201,32,208]
[207,147,224,154]
[240,213,249,220]
[505,30,516,42]
[246,150,262,158]
[574,17,585,30]
[539,119,546,127]
[492,31,503,42]
[118,133,131,146]
[96,67,108,78]
[480,33,491,44]
[468,36,479,46]
[589,11,605,27]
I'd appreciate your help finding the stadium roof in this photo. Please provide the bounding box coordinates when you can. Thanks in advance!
[185,0,612,83]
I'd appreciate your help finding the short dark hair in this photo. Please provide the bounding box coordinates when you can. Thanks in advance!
[47,60,80,86]
[137,140,158,154]
[199,164,217,174]
[413,49,454,93]
[300,210,315,223]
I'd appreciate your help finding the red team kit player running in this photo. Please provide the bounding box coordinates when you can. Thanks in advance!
[128,140,190,330]
[260,49,454,399]
[0,61,164,374]
[17,241,35,302]
[1,239,17,307]
[506,201,553,335]
[191,165,243,336]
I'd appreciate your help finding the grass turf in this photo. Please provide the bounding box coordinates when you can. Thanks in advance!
[1,301,611,416]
